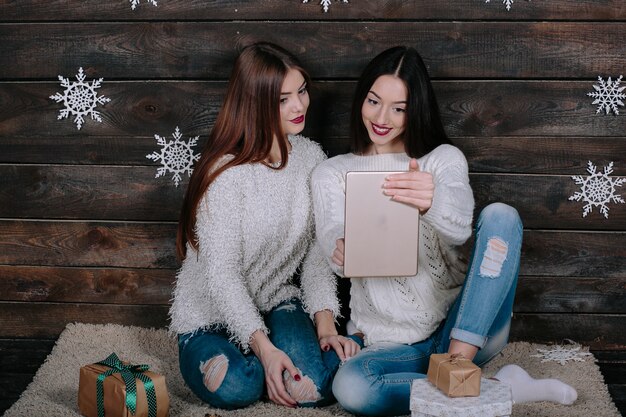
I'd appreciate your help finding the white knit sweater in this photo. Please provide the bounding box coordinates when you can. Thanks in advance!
[169,135,340,352]
[311,144,474,345]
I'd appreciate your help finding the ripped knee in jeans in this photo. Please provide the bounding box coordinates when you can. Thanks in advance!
[199,354,229,392]
[479,237,508,278]
[283,369,322,403]
[274,302,298,312]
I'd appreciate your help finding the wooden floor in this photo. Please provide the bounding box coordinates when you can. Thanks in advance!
[1,340,624,416]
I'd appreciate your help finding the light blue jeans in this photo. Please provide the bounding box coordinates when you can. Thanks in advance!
[332,203,523,416]
[178,298,362,410]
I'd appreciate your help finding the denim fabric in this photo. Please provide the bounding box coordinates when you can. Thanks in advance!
[332,203,523,416]
[178,298,362,410]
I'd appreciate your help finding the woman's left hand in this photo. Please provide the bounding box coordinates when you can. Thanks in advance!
[319,334,361,361]
[383,158,434,214]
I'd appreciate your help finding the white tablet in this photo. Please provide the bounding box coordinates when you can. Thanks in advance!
[343,171,420,278]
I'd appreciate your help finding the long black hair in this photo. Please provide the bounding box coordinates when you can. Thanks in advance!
[350,46,451,157]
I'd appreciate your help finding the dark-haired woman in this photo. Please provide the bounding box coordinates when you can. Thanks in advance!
[311,46,576,416]
[169,42,360,410]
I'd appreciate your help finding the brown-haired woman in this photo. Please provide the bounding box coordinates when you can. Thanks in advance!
[168,42,360,410]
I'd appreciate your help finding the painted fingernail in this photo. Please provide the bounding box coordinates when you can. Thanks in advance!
[294,374,301,381]
[323,346,330,352]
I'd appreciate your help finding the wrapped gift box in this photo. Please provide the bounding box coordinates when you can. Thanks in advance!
[426,353,481,397]
[78,353,169,417]
[410,378,512,417]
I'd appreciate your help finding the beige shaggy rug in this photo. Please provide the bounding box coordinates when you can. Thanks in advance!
[4,323,621,417]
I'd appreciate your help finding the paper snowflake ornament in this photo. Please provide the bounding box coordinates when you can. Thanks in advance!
[569,161,625,218]
[49,67,110,130]
[531,345,593,366]
[588,75,625,115]
[130,0,157,10]
[302,0,348,12]
[485,0,515,11]
[146,127,201,187]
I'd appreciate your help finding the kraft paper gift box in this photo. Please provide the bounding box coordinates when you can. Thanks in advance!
[78,353,169,417]
[410,378,513,417]
[426,353,481,397]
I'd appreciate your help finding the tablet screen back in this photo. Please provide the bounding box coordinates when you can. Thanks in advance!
[343,171,420,278]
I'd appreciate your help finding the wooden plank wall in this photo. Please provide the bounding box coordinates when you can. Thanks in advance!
[0,0,625,413]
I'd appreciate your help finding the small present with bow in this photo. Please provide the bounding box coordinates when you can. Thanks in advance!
[78,353,170,417]
[426,353,481,397]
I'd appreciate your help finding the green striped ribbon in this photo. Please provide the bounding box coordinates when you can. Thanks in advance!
[95,353,157,417]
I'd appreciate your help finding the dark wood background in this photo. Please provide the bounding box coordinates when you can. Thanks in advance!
[0,0,625,414]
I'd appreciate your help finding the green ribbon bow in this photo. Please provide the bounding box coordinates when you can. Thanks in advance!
[95,353,157,417]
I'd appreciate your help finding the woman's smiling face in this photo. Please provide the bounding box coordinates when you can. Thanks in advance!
[279,68,310,136]
[361,74,408,154]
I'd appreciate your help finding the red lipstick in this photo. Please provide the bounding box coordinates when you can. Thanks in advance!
[371,122,392,136]
[290,115,305,124]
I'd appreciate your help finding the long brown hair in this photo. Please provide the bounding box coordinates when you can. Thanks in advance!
[177,42,311,260]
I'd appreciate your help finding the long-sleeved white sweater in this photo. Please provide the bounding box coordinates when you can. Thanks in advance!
[169,135,340,352]
[311,144,474,346]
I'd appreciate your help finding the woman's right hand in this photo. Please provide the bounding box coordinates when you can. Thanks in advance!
[250,330,300,407]
[332,238,345,266]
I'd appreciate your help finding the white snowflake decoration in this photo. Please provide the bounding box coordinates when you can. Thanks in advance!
[531,344,593,366]
[146,127,201,187]
[485,0,515,11]
[130,0,157,10]
[587,75,625,115]
[49,67,110,130]
[302,0,348,12]
[569,161,625,218]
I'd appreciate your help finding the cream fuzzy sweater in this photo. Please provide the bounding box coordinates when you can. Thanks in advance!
[311,144,474,346]
[169,135,340,352]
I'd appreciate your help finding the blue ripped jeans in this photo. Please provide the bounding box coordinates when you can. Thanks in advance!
[332,203,523,416]
[178,298,362,410]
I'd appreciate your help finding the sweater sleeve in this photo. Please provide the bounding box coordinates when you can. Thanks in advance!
[299,237,341,319]
[421,145,474,246]
[311,161,346,276]
[195,168,267,352]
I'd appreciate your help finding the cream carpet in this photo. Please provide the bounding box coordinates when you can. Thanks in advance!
[4,323,620,417]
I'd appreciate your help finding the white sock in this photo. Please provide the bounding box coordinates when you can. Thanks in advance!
[493,364,578,405]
